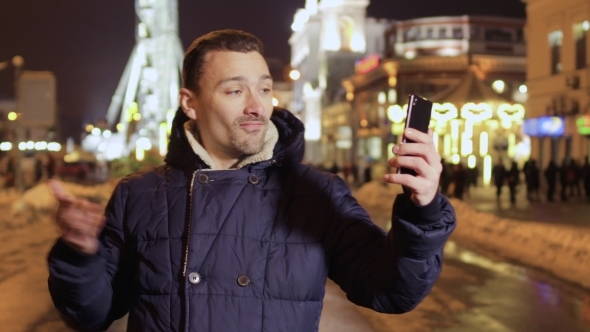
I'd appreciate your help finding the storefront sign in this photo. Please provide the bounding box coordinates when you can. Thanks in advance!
[523,116,565,137]
[522,116,568,137]
[577,115,590,135]
[524,116,564,137]
[522,118,538,136]
[355,54,380,74]
[538,116,564,136]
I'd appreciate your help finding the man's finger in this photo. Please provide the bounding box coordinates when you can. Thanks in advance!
[76,199,104,214]
[59,212,103,237]
[403,128,432,144]
[48,180,75,204]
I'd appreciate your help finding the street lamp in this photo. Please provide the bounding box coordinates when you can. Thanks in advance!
[289,69,301,81]
[12,55,25,193]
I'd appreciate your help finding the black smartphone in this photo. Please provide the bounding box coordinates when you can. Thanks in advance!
[397,94,433,176]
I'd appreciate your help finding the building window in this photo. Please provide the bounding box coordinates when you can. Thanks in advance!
[516,29,524,42]
[574,21,589,70]
[549,30,563,74]
[405,28,418,42]
[470,26,480,40]
[485,28,512,42]
[439,27,447,39]
[452,27,463,40]
[339,16,355,51]
[425,28,434,40]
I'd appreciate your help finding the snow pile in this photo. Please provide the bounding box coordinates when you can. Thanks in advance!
[448,198,590,290]
[5,180,118,229]
[0,190,21,205]
[352,181,590,290]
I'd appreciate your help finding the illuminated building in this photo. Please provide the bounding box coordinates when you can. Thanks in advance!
[342,15,527,184]
[272,81,295,110]
[289,0,390,164]
[522,0,590,167]
[84,0,183,161]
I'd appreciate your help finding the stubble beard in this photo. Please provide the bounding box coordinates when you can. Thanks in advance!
[230,115,269,156]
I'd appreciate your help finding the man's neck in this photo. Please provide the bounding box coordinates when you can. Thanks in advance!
[208,153,239,170]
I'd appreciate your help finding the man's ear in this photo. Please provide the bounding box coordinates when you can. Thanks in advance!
[179,88,198,120]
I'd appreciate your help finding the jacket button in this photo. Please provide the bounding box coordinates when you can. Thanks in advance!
[188,272,201,285]
[248,175,259,185]
[197,173,209,184]
[237,275,251,287]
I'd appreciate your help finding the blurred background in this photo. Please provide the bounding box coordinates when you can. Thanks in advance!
[1,0,590,331]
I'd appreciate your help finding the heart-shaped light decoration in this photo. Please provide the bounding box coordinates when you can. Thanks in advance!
[460,103,493,122]
[431,103,458,123]
[497,103,525,122]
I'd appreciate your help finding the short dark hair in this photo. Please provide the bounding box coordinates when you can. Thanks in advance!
[182,29,264,93]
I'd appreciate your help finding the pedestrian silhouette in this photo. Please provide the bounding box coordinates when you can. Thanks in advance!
[567,159,582,197]
[451,163,467,200]
[559,159,569,202]
[545,160,558,202]
[329,162,339,175]
[506,161,520,204]
[439,159,452,196]
[524,159,540,202]
[492,158,506,200]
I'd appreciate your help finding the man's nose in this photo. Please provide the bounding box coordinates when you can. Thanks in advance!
[244,92,265,116]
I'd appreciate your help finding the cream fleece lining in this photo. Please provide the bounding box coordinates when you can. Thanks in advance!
[183,119,279,170]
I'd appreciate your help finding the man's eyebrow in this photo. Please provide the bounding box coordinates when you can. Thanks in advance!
[216,74,273,88]
[260,74,273,81]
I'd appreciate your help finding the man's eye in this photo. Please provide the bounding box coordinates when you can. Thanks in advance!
[262,88,271,93]
[229,90,242,95]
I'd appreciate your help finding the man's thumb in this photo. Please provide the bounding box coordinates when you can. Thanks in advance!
[48,180,74,203]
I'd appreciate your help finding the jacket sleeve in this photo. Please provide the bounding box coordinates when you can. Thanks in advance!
[326,176,456,314]
[47,183,133,331]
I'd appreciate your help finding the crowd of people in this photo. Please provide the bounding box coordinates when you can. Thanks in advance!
[315,159,376,188]
[491,157,590,204]
[439,160,479,200]
[438,156,590,204]
[0,152,58,190]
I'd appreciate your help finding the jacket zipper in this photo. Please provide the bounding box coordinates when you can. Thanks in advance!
[182,171,198,277]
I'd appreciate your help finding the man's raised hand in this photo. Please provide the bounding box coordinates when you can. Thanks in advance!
[383,128,442,206]
[49,180,106,255]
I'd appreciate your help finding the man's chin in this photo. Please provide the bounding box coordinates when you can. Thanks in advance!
[234,137,266,156]
[238,144,264,156]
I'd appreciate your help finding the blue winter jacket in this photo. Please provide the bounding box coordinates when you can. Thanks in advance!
[47,108,456,331]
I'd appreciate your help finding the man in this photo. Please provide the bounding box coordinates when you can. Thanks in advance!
[47,29,456,332]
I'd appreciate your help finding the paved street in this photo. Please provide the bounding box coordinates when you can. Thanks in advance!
[1,184,590,331]
[463,184,590,228]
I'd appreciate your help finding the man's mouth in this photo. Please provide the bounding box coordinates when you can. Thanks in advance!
[239,121,265,132]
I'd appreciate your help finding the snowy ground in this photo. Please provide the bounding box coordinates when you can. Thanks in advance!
[355,180,590,291]
[5,178,590,293]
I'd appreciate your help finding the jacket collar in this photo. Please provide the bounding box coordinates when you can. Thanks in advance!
[165,107,305,172]
[182,118,279,170]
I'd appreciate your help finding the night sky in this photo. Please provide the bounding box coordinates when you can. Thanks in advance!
[0,0,525,142]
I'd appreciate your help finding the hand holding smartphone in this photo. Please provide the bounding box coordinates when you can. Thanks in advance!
[397,94,433,176]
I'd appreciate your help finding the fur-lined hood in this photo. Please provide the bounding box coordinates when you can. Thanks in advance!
[164,107,305,173]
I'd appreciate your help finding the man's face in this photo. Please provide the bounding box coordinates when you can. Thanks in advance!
[180,51,273,161]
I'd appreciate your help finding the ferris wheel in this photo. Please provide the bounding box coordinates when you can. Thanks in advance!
[104,0,184,157]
